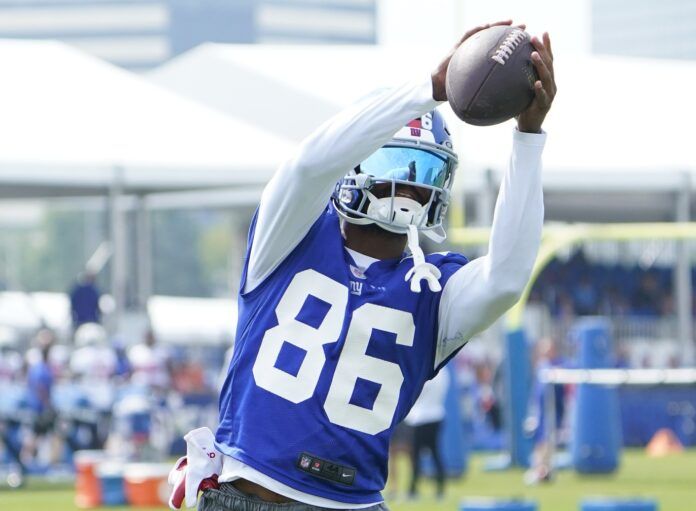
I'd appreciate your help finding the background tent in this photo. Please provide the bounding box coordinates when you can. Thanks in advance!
[0,39,294,326]
[0,39,294,198]
[149,43,696,223]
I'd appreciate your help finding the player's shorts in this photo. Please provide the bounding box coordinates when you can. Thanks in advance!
[199,483,389,511]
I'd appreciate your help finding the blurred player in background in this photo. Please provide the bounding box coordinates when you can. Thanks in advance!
[128,328,172,393]
[403,367,450,500]
[170,21,556,511]
[22,330,58,466]
[69,272,101,332]
[69,323,117,449]
[525,337,567,485]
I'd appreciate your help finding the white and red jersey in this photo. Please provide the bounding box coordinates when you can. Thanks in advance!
[128,343,170,389]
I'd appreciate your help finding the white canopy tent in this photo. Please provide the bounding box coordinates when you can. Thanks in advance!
[149,43,696,359]
[149,43,696,222]
[0,291,236,346]
[0,39,294,198]
[0,39,294,329]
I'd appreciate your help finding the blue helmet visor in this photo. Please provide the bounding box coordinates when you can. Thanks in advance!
[357,147,452,189]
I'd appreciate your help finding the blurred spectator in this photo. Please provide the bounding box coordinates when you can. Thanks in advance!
[22,331,59,466]
[525,337,567,485]
[530,249,682,319]
[476,361,502,432]
[128,329,172,392]
[572,276,598,316]
[69,271,101,331]
[69,323,118,449]
[111,336,132,380]
[172,358,207,394]
[404,368,449,500]
[70,323,115,375]
[26,336,55,413]
[26,329,70,380]
[614,343,631,368]
[70,323,117,406]
[632,274,662,316]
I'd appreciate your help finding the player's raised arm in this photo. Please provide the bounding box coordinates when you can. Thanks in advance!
[245,23,512,293]
[435,32,556,368]
[245,82,437,292]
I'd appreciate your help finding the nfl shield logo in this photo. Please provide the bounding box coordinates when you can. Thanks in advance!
[300,455,311,469]
[349,265,366,279]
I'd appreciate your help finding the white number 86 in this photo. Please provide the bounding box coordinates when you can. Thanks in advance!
[252,270,415,435]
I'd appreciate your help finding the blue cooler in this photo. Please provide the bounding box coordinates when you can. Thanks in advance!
[96,462,126,506]
[460,499,538,511]
[580,498,658,511]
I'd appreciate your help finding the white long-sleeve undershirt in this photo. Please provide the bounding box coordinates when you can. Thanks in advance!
[245,76,439,293]
[435,128,545,366]
[229,75,546,508]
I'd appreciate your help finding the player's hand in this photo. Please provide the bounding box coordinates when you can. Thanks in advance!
[431,20,518,102]
[517,32,556,133]
[168,456,220,509]
[167,427,222,509]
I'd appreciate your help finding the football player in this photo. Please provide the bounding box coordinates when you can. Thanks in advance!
[170,21,556,511]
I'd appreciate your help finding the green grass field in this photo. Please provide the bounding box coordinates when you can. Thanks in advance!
[1,450,694,511]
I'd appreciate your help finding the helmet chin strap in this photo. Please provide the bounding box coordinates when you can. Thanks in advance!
[404,225,442,293]
[361,191,443,293]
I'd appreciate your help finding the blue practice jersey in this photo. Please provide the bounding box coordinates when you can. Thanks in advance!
[216,206,467,504]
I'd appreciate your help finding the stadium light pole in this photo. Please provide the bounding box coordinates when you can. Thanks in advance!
[135,194,152,312]
[108,166,126,333]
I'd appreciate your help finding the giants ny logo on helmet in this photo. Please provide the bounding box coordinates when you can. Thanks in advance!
[332,109,457,244]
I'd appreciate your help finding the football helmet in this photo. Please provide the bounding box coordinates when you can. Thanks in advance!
[332,109,458,242]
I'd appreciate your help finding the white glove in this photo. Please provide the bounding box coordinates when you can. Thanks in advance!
[168,427,222,509]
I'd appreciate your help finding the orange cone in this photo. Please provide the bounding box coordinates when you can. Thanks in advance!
[645,428,683,457]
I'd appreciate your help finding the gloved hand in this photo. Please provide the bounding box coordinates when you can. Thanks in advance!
[168,427,222,509]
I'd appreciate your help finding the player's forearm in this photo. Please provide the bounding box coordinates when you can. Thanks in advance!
[290,76,439,182]
[435,129,545,366]
[484,129,545,295]
[261,76,440,221]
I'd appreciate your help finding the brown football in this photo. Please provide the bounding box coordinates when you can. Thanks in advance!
[446,25,538,126]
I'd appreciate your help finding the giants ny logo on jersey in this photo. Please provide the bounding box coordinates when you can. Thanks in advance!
[349,280,363,296]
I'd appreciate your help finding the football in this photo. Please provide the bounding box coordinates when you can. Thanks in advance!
[446,25,538,126]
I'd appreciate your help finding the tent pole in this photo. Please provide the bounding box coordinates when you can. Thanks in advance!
[109,166,126,332]
[135,194,152,313]
[674,173,694,365]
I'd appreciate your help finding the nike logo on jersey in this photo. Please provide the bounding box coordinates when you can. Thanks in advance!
[297,452,356,486]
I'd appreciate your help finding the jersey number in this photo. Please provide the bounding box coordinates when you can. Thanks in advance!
[252,270,415,435]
